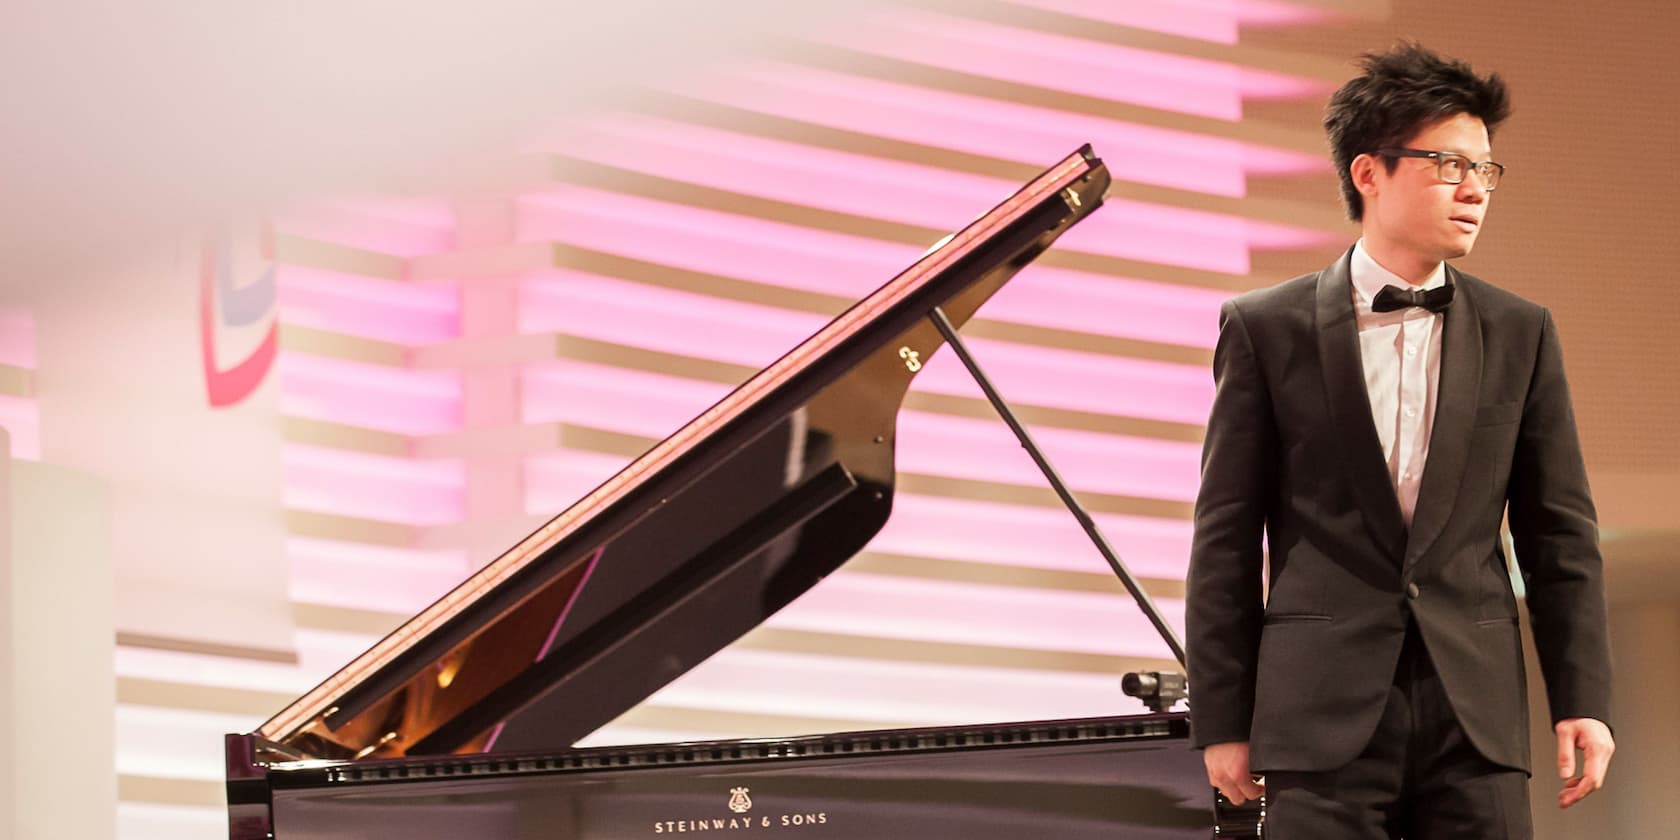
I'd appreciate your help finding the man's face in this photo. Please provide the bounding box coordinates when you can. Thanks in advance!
[1356,112,1494,279]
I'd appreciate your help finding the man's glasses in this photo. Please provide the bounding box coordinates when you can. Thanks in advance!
[1377,148,1506,191]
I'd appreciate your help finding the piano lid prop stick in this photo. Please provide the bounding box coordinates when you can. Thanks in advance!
[925,305,1189,671]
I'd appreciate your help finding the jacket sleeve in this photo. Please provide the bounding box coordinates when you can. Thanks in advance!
[1507,309,1613,727]
[1185,299,1275,748]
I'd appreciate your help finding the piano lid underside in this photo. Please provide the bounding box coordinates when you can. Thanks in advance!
[257,149,1112,764]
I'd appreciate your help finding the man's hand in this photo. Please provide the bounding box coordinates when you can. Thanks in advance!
[1204,741,1265,805]
[1555,717,1614,808]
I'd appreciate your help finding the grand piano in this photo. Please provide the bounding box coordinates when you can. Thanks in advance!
[225,146,1261,839]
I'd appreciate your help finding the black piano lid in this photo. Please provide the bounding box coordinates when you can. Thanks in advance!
[249,146,1112,763]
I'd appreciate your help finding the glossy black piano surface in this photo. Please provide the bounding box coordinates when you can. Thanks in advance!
[260,716,1215,840]
[226,146,1257,839]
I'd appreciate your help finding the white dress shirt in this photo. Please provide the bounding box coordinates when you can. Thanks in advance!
[1349,240,1446,527]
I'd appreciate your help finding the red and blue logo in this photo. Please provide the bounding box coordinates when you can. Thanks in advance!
[198,225,278,408]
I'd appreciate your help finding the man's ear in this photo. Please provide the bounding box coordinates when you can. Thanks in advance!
[1350,153,1382,200]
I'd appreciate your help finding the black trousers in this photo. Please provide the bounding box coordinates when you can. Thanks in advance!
[1263,623,1532,840]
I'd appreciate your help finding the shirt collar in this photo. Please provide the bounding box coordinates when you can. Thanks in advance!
[1350,240,1447,309]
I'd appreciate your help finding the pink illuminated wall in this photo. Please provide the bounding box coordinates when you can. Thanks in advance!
[682,62,1320,199]
[254,0,1348,751]
[45,4,1370,835]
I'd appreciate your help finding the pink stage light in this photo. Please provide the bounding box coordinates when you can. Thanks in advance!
[621,646,1140,731]
[515,409,1197,524]
[523,448,635,515]
[678,63,1324,198]
[283,444,466,526]
[113,644,322,696]
[275,197,456,258]
[545,119,1331,272]
[278,353,462,435]
[519,325,1210,436]
[688,61,1252,192]
[1233,0,1342,26]
[901,12,1328,109]
[1002,0,1241,43]
[520,361,733,439]
[911,338,1212,426]
[519,187,927,297]
[765,570,1182,659]
[551,113,1049,239]
[988,265,1223,348]
[516,199,1226,351]
[896,411,1201,503]
[1004,0,1340,37]
[0,395,40,461]
[287,536,470,614]
[520,261,1222,356]
[520,370,1197,572]
[518,271,827,369]
[519,181,1260,284]
[278,265,460,345]
[1238,66,1336,101]
[1055,196,1334,261]
[832,10,1260,120]
[871,492,1192,581]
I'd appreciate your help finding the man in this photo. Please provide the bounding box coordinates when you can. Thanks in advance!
[1185,44,1614,838]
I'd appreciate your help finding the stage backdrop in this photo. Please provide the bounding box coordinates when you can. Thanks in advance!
[6,2,1674,839]
[119,4,1356,835]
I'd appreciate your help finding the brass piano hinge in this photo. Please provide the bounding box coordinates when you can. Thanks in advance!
[897,346,922,372]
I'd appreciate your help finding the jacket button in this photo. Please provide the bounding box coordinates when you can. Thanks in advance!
[1406,582,1420,599]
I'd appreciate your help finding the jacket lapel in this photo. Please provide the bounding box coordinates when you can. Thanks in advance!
[1403,266,1482,568]
[1315,251,1407,563]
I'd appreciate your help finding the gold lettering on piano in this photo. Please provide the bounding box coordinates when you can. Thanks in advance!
[727,787,752,813]
[898,346,922,372]
[649,789,829,833]
[1063,187,1082,207]
[650,815,828,833]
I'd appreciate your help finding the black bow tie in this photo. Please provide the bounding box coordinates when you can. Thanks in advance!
[1371,283,1454,313]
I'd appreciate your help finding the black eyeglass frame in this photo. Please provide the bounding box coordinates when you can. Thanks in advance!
[1376,147,1506,191]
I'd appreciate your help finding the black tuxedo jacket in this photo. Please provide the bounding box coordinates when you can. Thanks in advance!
[1185,250,1612,773]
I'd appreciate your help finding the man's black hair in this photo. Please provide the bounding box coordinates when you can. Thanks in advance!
[1325,43,1511,220]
